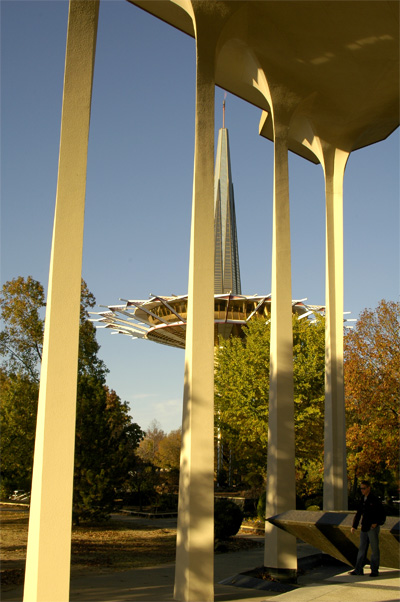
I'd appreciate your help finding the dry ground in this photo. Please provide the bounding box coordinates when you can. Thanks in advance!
[0,506,262,590]
[0,507,176,588]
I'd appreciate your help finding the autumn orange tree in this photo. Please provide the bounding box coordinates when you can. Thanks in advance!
[136,421,181,498]
[344,299,400,497]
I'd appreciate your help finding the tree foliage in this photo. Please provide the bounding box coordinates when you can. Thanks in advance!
[293,314,326,498]
[344,299,400,488]
[0,276,45,380]
[0,276,144,521]
[215,301,399,501]
[73,378,143,522]
[78,280,108,381]
[214,498,243,540]
[215,315,326,496]
[137,420,166,465]
[215,318,270,488]
[0,276,107,382]
[155,428,181,472]
[0,370,39,494]
[136,421,182,496]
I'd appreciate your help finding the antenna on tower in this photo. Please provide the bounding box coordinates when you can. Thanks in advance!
[223,92,227,128]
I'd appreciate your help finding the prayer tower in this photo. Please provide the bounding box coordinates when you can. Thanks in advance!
[214,100,241,295]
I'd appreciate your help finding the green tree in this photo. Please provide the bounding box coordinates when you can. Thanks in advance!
[0,369,38,495]
[215,318,270,489]
[0,276,45,380]
[73,379,144,522]
[0,276,144,521]
[214,315,326,497]
[344,299,400,494]
[293,314,325,498]
[0,276,106,382]
[78,280,108,380]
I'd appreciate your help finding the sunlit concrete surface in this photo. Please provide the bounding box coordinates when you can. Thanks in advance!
[23,2,99,601]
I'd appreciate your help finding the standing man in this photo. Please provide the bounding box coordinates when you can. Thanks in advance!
[350,480,385,577]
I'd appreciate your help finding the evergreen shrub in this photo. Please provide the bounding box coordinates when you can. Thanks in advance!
[214,498,244,540]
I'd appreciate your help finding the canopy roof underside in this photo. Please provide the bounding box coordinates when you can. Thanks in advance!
[128,0,399,161]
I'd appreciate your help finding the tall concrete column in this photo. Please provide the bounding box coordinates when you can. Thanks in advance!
[264,119,297,576]
[23,2,99,601]
[174,35,215,602]
[322,145,349,511]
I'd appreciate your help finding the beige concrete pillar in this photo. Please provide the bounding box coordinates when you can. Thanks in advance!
[264,118,297,576]
[174,36,215,602]
[321,145,349,511]
[23,2,99,601]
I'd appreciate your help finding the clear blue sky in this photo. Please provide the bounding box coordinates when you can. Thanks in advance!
[1,1,399,433]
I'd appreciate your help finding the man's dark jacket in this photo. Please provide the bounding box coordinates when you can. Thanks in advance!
[352,492,385,532]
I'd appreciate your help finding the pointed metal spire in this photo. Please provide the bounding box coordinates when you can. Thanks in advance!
[214,96,241,294]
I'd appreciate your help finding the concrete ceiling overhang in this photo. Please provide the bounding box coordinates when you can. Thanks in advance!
[128,0,399,163]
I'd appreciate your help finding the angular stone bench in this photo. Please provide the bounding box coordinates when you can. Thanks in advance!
[268,510,399,569]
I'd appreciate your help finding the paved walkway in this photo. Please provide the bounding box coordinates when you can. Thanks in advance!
[3,542,399,602]
[2,514,399,602]
[280,567,399,602]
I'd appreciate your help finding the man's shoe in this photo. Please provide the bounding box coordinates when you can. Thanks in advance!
[349,570,363,575]
[369,571,379,577]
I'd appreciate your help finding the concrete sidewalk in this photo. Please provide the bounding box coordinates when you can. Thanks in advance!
[2,542,399,602]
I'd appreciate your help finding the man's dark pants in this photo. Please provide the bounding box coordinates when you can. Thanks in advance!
[355,526,380,574]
